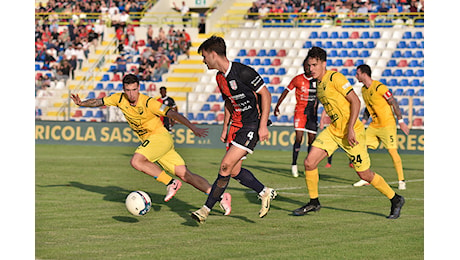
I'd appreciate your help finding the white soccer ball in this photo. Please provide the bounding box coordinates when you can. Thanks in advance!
[125,191,152,216]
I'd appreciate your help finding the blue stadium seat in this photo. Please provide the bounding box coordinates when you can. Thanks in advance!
[399,98,409,106]
[408,41,418,49]
[263,77,270,84]
[371,31,381,39]
[360,31,370,39]
[268,49,277,56]
[345,41,354,48]
[257,68,266,75]
[387,60,397,67]
[403,31,412,39]
[355,59,364,66]
[403,50,412,58]
[140,83,146,91]
[205,113,216,121]
[365,41,375,48]
[243,58,251,65]
[101,74,110,81]
[267,67,275,75]
[348,78,355,85]
[393,88,404,96]
[416,89,424,96]
[314,41,323,48]
[335,41,343,48]
[86,92,96,99]
[269,115,278,123]
[340,68,349,76]
[413,98,422,106]
[388,78,398,87]
[392,51,402,58]
[414,51,424,58]
[334,59,343,66]
[267,86,275,93]
[303,41,313,48]
[276,68,286,75]
[325,41,333,48]
[399,79,409,87]
[382,69,392,76]
[329,50,338,57]
[350,50,359,57]
[319,31,328,39]
[417,108,424,116]
[234,58,241,63]
[414,31,423,39]
[187,113,194,120]
[195,113,205,121]
[415,69,424,77]
[237,49,247,56]
[393,69,403,77]
[257,49,267,56]
[340,31,349,39]
[95,83,104,90]
[397,41,406,48]
[83,110,94,118]
[361,50,370,57]
[339,50,348,57]
[201,104,211,111]
[94,110,104,118]
[262,58,271,66]
[275,86,284,93]
[271,95,279,103]
[327,60,333,66]
[404,69,414,77]
[408,60,419,67]
[207,95,217,102]
[411,79,421,86]
[309,31,319,39]
[252,58,261,66]
[330,31,339,39]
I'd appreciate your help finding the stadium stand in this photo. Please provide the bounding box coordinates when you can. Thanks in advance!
[35,0,424,129]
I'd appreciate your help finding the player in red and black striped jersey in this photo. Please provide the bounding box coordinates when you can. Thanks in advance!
[191,36,277,224]
[157,86,177,132]
[274,58,333,177]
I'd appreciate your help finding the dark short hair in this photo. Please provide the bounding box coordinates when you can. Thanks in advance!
[357,64,372,77]
[198,35,226,56]
[122,73,139,86]
[160,86,166,91]
[306,46,327,62]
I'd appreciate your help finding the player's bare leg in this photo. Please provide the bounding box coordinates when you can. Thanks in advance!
[130,153,182,202]
[174,165,211,194]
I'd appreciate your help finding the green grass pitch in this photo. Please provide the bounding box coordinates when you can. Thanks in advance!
[36,144,423,259]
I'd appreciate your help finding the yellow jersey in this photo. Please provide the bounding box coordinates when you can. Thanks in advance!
[103,93,170,142]
[317,71,364,138]
[361,81,395,128]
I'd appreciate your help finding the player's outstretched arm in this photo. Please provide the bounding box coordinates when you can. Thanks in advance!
[387,96,410,135]
[273,89,289,116]
[70,94,104,107]
[166,109,208,137]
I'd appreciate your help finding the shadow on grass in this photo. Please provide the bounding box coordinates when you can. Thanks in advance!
[39,181,257,226]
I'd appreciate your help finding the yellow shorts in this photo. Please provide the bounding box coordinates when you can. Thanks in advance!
[135,132,185,175]
[313,127,371,172]
[366,124,397,150]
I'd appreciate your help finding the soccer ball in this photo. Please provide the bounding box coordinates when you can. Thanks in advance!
[125,191,152,216]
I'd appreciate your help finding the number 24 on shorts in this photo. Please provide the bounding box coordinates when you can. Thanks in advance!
[350,154,362,164]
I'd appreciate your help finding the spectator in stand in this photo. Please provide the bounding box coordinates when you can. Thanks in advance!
[173,1,190,27]
[147,25,154,42]
[357,1,370,15]
[167,49,177,64]
[378,2,389,13]
[111,9,122,30]
[150,36,161,51]
[140,68,152,81]
[153,55,170,82]
[126,24,136,47]
[138,56,148,74]
[55,60,72,82]
[114,55,128,76]
[69,55,77,80]
[246,2,259,20]
[120,10,130,29]
[74,44,85,69]
[94,19,105,42]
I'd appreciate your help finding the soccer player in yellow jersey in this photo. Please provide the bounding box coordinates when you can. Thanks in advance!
[70,74,232,214]
[353,64,410,190]
[292,47,405,219]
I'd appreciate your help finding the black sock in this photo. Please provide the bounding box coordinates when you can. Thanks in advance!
[292,142,301,165]
[309,198,320,206]
[327,155,333,164]
[205,174,230,210]
[233,168,264,194]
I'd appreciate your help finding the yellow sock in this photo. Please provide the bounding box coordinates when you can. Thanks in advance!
[155,171,173,185]
[370,173,396,199]
[389,149,404,181]
[305,168,319,199]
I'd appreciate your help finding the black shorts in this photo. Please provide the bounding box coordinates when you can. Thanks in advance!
[228,124,259,154]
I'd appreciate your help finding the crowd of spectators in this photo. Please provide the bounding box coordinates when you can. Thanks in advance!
[113,25,191,82]
[245,0,424,21]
